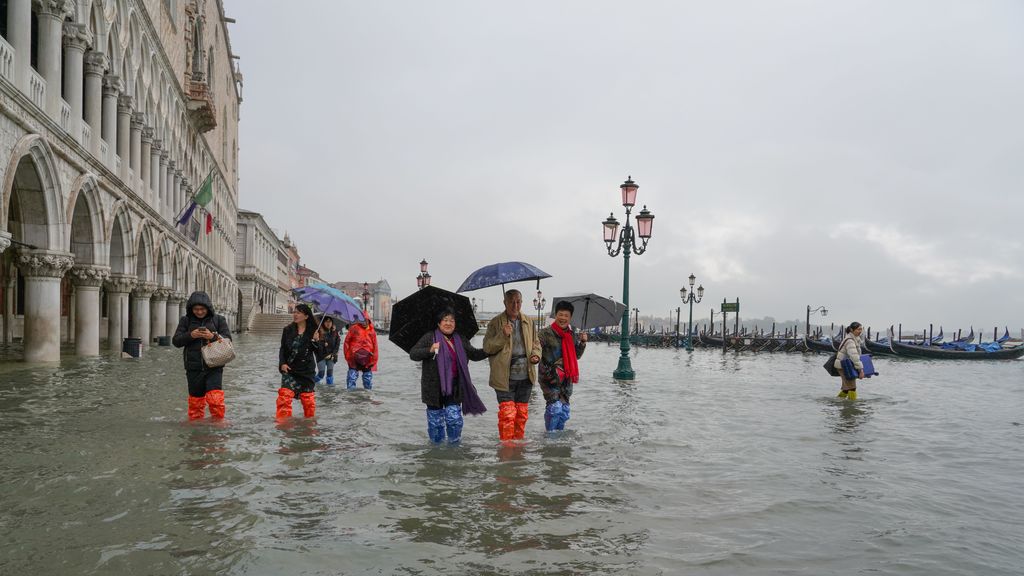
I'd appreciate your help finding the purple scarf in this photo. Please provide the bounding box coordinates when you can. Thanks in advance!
[434,329,487,416]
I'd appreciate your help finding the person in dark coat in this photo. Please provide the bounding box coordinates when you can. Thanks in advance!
[409,308,489,443]
[315,316,342,386]
[172,291,232,420]
[277,304,321,419]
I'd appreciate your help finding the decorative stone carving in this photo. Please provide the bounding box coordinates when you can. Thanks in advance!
[84,52,109,76]
[103,74,123,97]
[62,23,93,51]
[131,112,145,130]
[152,138,163,153]
[16,250,75,278]
[118,94,134,114]
[141,126,154,144]
[0,232,11,254]
[152,288,173,301]
[132,282,158,299]
[37,0,73,18]
[105,274,137,293]
[69,265,111,287]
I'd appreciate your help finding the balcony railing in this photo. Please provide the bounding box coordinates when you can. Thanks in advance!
[60,100,71,131]
[0,37,13,83]
[81,122,91,146]
[186,78,216,133]
[28,69,45,109]
[99,140,109,164]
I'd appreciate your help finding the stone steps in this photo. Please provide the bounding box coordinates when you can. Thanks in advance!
[248,313,292,334]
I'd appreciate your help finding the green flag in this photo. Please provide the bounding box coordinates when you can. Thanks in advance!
[194,171,214,207]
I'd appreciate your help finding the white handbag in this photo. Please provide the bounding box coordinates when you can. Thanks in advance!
[201,336,236,368]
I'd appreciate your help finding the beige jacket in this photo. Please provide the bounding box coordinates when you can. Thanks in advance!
[483,311,541,391]
[835,335,864,371]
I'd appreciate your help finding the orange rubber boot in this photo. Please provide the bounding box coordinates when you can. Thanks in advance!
[514,402,529,440]
[187,396,206,420]
[205,390,225,419]
[299,392,316,418]
[276,387,295,419]
[498,401,517,441]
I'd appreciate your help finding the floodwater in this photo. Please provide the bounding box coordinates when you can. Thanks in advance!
[0,335,1021,575]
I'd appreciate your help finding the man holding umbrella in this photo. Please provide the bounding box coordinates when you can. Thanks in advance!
[483,289,541,441]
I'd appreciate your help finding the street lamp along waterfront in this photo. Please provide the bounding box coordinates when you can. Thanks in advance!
[603,176,655,380]
[416,259,431,290]
[532,290,546,333]
[679,273,704,351]
[362,282,371,313]
[806,305,828,339]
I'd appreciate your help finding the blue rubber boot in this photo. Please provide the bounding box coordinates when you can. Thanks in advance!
[326,375,334,386]
[346,369,358,390]
[443,404,464,444]
[426,409,446,443]
[362,371,373,390]
[544,401,563,432]
[556,403,570,431]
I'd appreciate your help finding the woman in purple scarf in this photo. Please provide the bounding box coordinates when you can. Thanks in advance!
[409,308,489,443]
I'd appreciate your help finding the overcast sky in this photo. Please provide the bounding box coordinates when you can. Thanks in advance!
[227,0,1023,333]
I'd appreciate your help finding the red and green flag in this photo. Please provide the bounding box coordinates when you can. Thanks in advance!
[194,170,214,207]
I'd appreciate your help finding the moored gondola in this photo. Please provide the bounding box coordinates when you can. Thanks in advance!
[888,339,1024,360]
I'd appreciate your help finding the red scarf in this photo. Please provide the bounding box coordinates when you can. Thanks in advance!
[551,322,579,383]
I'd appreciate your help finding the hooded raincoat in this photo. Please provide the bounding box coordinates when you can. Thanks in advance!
[172,291,232,396]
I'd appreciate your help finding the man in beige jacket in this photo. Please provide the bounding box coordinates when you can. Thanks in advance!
[483,289,541,441]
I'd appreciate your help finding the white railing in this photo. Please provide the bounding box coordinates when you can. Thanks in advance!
[115,155,122,174]
[0,36,13,83]
[60,100,71,132]
[81,122,91,146]
[99,140,108,160]
[28,69,45,109]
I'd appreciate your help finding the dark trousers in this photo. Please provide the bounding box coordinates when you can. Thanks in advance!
[495,379,533,403]
[186,368,223,397]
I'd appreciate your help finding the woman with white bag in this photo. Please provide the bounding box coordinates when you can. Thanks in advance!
[172,291,233,420]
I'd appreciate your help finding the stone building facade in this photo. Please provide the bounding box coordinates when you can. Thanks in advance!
[235,209,288,328]
[0,0,241,360]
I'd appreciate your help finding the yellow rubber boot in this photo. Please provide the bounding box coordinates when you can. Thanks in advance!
[847,390,857,401]
[837,390,848,398]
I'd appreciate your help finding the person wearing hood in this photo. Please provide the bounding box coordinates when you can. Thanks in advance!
[277,304,321,419]
[172,291,233,420]
[344,310,378,390]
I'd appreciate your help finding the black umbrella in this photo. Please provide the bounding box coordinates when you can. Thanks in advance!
[389,286,479,353]
[548,293,626,330]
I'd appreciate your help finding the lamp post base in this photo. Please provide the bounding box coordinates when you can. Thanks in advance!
[613,357,635,380]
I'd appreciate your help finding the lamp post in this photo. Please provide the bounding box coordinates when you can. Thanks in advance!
[806,305,828,338]
[632,308,640,335]
[362,282,371,313]
[679,274,704,351]
[472,297,478,314]
[603,176,655,380]
[532,290,546,333]
[416,259,431,290]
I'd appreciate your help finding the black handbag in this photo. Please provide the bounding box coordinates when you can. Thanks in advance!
[823,353,840,377]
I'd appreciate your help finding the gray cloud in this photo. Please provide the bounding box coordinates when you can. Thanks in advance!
[228,0,1024,333]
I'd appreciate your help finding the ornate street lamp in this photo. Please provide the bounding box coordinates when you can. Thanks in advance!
[362,282,371,313]
[532,290,546,333]
[603,176,655,380]
[679,274,705,351]
[632,307,640,335]
[806,305,828,338]
[416,259,431,290]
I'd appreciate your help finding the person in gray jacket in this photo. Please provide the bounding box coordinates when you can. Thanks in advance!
[835,322,865,400]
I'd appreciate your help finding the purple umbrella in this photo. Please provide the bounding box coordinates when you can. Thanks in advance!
[293,283,365,326]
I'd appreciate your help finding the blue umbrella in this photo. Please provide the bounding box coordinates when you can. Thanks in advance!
[293,283,365,325]
[456,261,551,293]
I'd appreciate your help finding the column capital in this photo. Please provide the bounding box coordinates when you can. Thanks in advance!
[151,138,163,152]
[160,150,170,164]
[16,249,75,278]
[84,51,108,76]
[181,177,190,189]
[131,113,145,129]
[132,282,157,298]
[103,74,123,96]
[35,0,73,19]
[141,126,154,144]
[0,232,11,254]
[62,23,93,51]
[105,273,137,293]
[152,288,172,301]
[118,95,134,114]
[168,160,177,171]
[69,265,111,287]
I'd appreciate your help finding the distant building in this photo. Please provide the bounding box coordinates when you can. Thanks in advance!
[331,279,393,325]
[236,210,289,328]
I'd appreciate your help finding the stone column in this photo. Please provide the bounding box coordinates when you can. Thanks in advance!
[168,163,179,216]
[0,232,10,345]
[130,113,143,181]
[37,0,69,116]
[159,150,169,215]
[140,127,153,198]
[83,52,107,154]
[7,0,31,90]
[105,274,135,350]
[117,96,133,177]
[130,283,155,346]
[69,265,109,356]
[166,293,183,338]
[62,23,91,142]
[16,250,75,362]
[102,75,120,158]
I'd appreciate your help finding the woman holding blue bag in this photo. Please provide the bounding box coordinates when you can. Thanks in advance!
[835,322,865,400]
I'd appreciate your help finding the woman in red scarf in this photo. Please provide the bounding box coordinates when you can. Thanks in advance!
[537,300,588,432]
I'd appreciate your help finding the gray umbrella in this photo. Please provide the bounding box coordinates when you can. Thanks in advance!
[548,293,626,330]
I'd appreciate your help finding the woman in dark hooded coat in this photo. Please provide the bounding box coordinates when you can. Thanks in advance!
[172,291,232,420]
